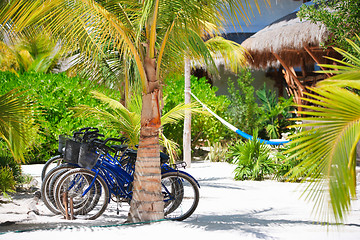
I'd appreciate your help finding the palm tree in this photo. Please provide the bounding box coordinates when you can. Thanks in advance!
[285,36,360,223]
[1,0,262,222]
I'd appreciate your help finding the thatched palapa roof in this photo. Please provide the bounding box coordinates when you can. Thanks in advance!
[242,11,337,70]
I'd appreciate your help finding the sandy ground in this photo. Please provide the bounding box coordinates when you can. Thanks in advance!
[1,161,360,240]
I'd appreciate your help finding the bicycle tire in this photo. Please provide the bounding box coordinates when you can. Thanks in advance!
[41,155,64,181]
[54,168,109,220]
[54,170,102,215]
[41,164,76,214]
[161,172,199,221]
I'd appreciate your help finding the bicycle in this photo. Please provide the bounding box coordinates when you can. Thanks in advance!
[41,129,128,214]
[52,138,199,221]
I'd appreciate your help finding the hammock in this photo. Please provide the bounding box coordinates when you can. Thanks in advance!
[189,91,289,146]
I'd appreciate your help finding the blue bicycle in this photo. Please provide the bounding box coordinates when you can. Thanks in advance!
[41,128,126,214]
[43,131,200,221]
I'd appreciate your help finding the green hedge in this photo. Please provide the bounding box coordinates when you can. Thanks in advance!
[0,71,121,163]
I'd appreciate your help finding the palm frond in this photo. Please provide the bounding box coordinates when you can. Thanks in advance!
[317,36,360,86]
[0,89,37,162]
[285,86,360,223]
[161,102,204,126]
[159,132,180,164]
[73,91,204,149]
[205,36,248,74]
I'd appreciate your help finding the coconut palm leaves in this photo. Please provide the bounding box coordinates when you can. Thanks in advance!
[0,28,62,73]
[317,35,360,88]
[73,91,141,147]
[0,0,261,88]
[287,87,360,222]
[0,89,36,163]
[72,91,202,161]
[286,36,360,223]
[204,36,248,74]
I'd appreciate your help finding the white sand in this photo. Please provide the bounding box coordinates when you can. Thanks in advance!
[1,161,360,240]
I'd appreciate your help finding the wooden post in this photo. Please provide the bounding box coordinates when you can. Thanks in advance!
[304,46,331,78]
[272,51,306,92]
[276,54,305,115]
[300,57,307,78]
[62,192,69,220]
[183,57,191,167]
[69,197,74,220]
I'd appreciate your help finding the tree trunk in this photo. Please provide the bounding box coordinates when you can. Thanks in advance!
[183,57,191,167]
[127,57,164,223]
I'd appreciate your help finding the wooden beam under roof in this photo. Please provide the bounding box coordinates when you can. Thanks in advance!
[304,46,332,78]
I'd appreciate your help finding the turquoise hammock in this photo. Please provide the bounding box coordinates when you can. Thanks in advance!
[189,91,289,146]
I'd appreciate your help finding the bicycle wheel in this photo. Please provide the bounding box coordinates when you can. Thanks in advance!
[54,171,101,215]
[41,155,64,181]
[41,164,76,214]
[54,169,109,220]
[161,172,199,221]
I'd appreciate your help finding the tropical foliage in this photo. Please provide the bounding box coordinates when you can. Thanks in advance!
[285,36,360,223]
[72,90,202,162]
[298,0,360,56]
[0,0,265,221]
[0,86,37,196]
[0,42,18,73]
[227,130,276,181]
[205,141,228,162]
[256,84,294,139]
[0,71,122,163]
[226,68,260,136]
[272,140,305,182]
[0,25,63,73]
[0,166,16,197]
[0,88,37,163]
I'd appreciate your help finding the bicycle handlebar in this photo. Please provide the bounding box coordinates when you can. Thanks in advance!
[73,128,101,141]
[78,127,99,132]
[83,133,104,141]
[90,138,116,153]
[103,137,128,145]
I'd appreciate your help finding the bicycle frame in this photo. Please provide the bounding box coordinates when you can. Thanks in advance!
[96,158,134,199]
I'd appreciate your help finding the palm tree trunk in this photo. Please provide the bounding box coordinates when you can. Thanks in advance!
[127,57,164,222]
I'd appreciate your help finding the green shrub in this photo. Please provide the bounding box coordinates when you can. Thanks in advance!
[227,130,277,181]
[0,150,22,182]
[226,68,261,135]
[205,141,228,162]
[0,166,16,197]
[256,84,295,140]
[272,151,301,182]
[163,74,233,151]
[298,0,360,57]
[274,138,312,182]
[0,71,121,163]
